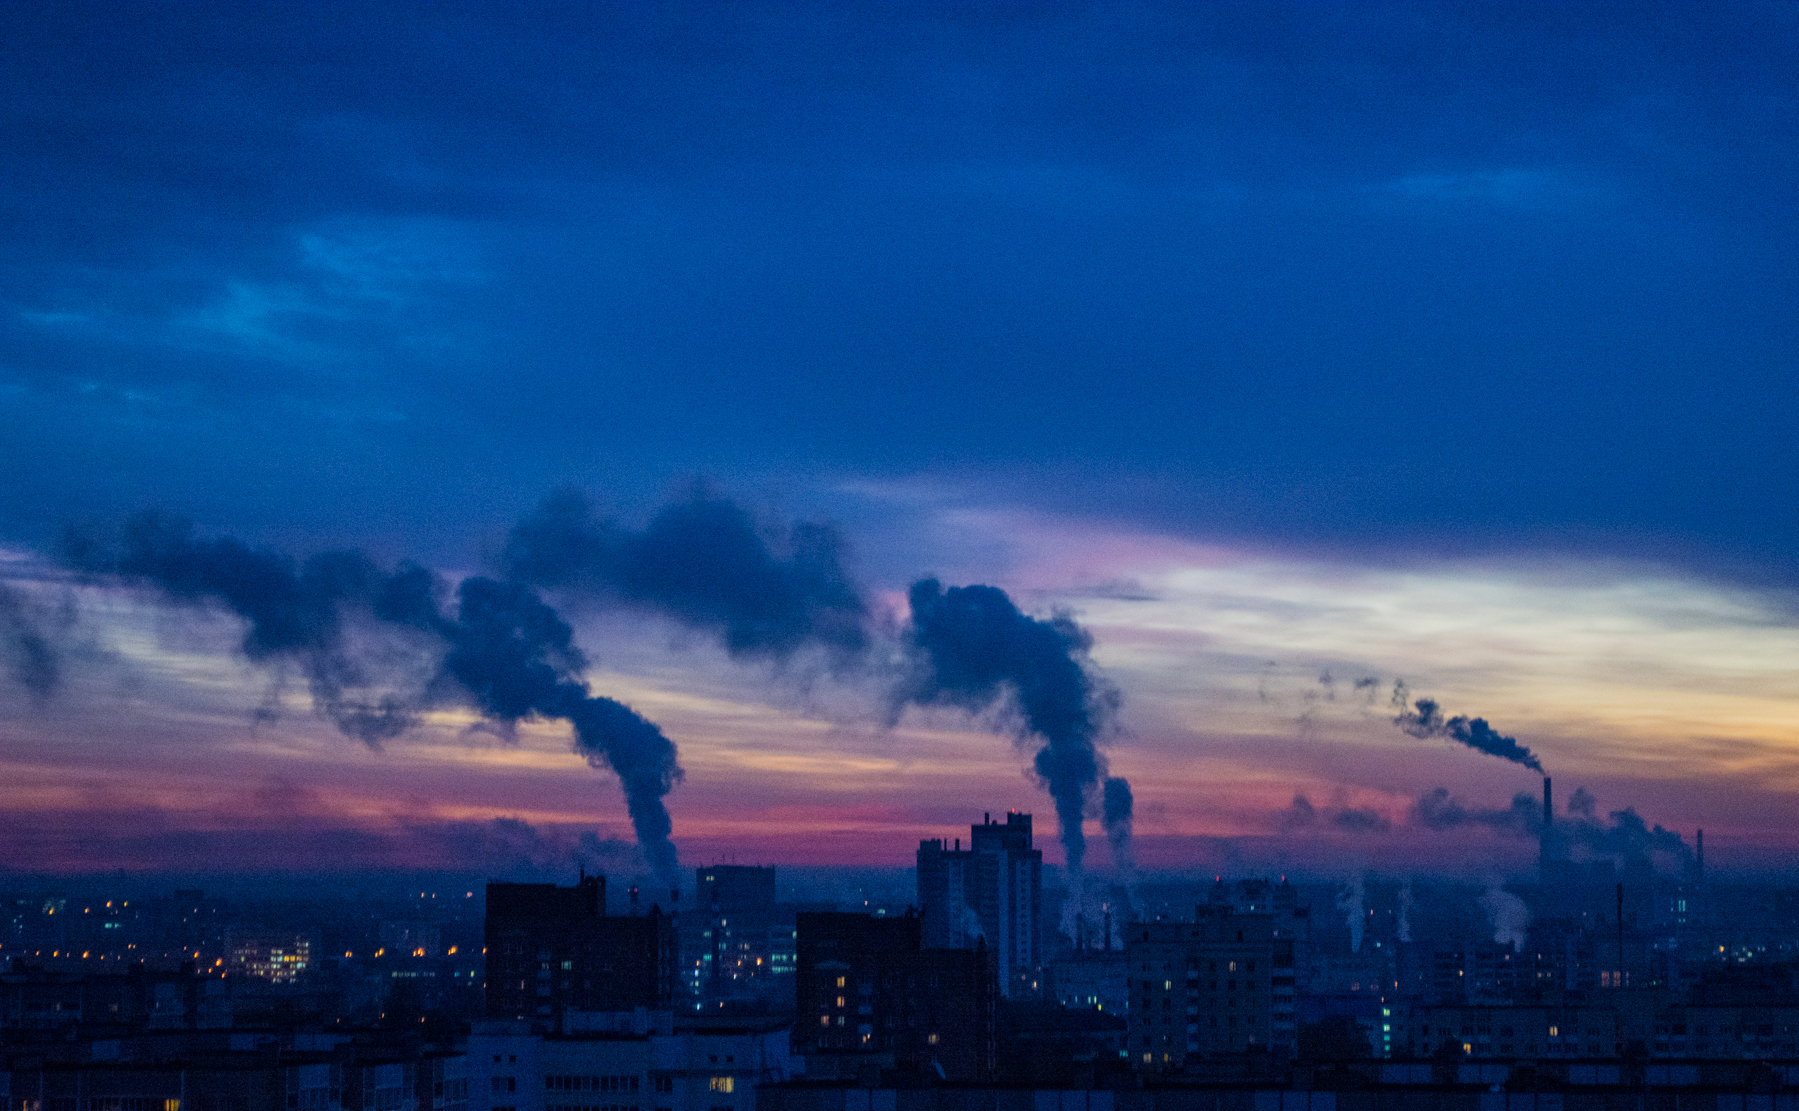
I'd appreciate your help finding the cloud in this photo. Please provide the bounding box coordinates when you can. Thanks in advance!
[1280,794,1391,835]
[1383,168,1588,209]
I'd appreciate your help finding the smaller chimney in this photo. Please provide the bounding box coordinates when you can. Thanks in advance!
[1616,882,1626,987]
[1103,908,1112,952]
[1697,829,1705,881]
[629,885,640,912]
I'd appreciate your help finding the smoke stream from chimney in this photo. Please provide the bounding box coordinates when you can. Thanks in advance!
[1411,784,1689,871]
[63,513,684,888]
[1391,683,1544,773]
[1102,776,1135,895]
[898,578,1118,902]
[50,492,1142,896]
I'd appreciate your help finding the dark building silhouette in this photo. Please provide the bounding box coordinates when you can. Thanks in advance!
[484,874,675,1029]
[1,959,231,1032]
[795,911,996,1081]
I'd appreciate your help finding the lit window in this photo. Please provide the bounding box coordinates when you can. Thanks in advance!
[836,976,846,988]
[709,1077,734,1093]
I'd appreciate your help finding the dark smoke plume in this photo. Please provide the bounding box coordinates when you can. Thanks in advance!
[64,514,684,887]
[1282,795,1391,834]
[1410,788,1540,835]
[1102,776,1134,879]
[503,489,867,659]
[1281,795,1318,831]
[67,514,427,742]
[1565,804,1688,866]
[0,582,61,704]
[1392,685,1543,773]
[899,579,1118,886]
[432,576,683,886]
[1411,785,1689,870]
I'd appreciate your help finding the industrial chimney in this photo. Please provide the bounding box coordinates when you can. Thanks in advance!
[1540,777,1554,871]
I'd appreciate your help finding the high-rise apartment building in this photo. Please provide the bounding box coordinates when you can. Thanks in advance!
[916,811,1042,998]
[795,911,996,1081]
[683,865,795,1007]
[1127,906,1282,1071]
[484,873,676,1029]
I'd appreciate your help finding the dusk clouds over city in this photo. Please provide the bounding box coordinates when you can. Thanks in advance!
[3,2,1797,884]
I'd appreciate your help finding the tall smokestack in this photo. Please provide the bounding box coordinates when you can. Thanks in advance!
[1542,777,1553,867]
[1697,829,1705,882]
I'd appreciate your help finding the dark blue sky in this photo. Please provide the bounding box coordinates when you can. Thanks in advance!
[3,0,1796,578]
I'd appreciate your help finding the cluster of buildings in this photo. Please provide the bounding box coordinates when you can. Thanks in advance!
[9,805,1799,1109]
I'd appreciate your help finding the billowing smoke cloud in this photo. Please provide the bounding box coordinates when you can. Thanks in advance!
[1410,788,1541,835]
[509,492,1139,893]
[1412,784,1689,871]
[0,581,62,703]
[1478,882,1530,950]
[429,817,643,880]
[64,513,684,888]
[1331,806,1392,834]
[51,494,1138,893]
[1282,794,1392,834]
[1282,795,1318,830]
[1102,776,1134,884]
[1564,803,1688,867]
[65,514,430,741]
[503,488,867,659]
[898,579,1118,893]
[1392,683,1544,773]
[436,576,683,886]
